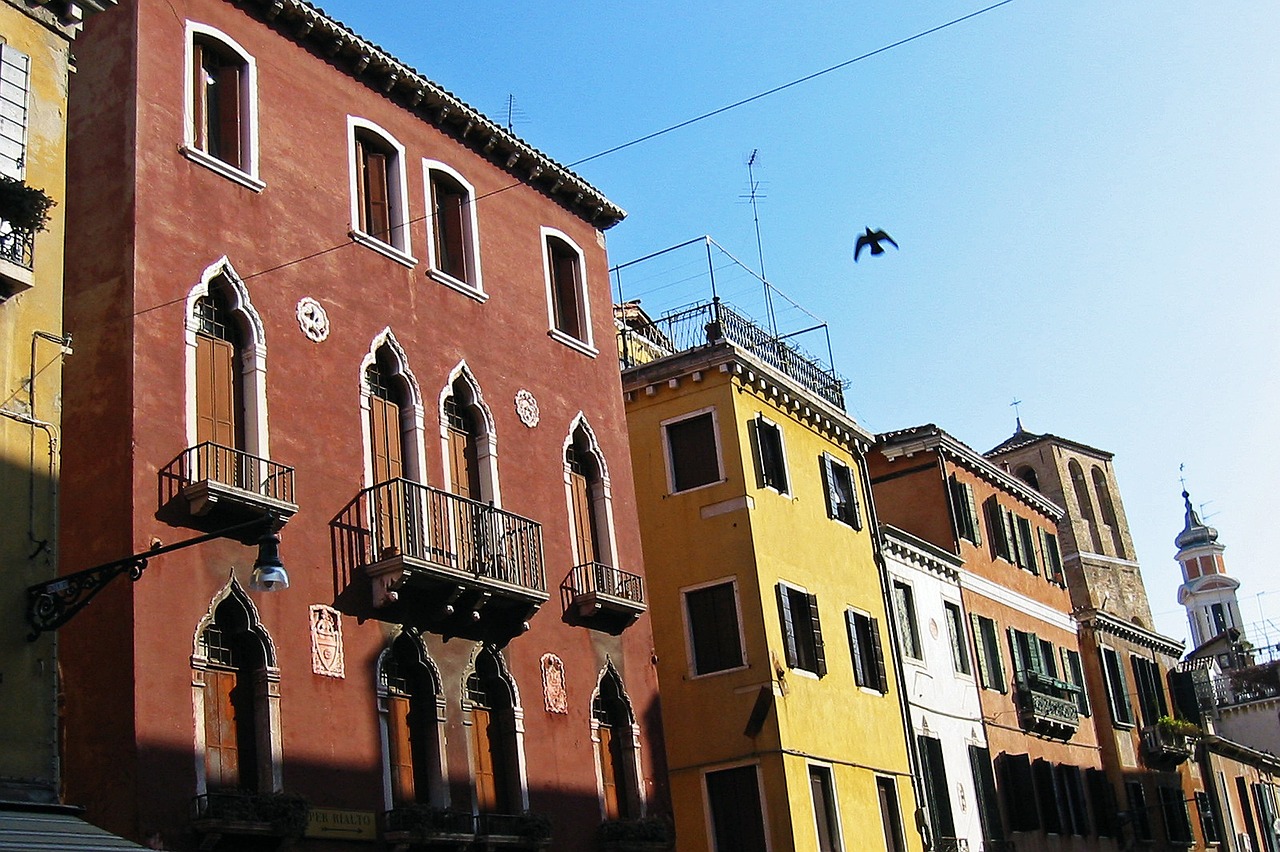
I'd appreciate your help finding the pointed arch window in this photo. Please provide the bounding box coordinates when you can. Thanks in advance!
[464,649,526,817]
[192,584,282,795]
[363,339,425,560]
[593,668,643,821]
[441,371,498,507]
[1068,459,1103,553]
[379,633,446,808]
[1091,465,1127,558]
[194,285,245,487]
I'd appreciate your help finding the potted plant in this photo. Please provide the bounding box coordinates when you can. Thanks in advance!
[1157,715,1201,739]
[0,176,55,232]
[598,816,676,850]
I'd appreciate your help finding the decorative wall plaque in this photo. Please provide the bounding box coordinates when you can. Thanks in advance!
[541,653,567,714]
[515,389,540,428]
[296,297,330,342]
[310,605,345,678]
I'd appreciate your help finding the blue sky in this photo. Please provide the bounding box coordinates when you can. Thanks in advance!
[315,1,1280,648]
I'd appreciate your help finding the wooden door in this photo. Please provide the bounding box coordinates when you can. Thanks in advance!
[471,708,498,813]
[195,334,238,486]
[598,724,619,820]
[369,395,404,554]
[204,669,240,790]
[569,470,599,569]
[387,694,415,805]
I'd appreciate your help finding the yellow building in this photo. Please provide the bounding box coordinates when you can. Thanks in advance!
[0,0,114,806]
[621,299,923,852]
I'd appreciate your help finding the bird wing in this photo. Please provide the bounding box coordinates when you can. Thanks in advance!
[881,232,898,249]
[854,233,870,261]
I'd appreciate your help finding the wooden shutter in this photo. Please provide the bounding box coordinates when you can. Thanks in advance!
[369,395,403,484]
[433,179,469,281]
[471,708,498,813]
[972,614,992,689]
[869,616,889,693]
[388,695,416,805]
[204,670,240,790]
[776,585,798,669]
[997,753,1040,832]
[359,142,391,238]
[820,455,837,519]
[984,497,1009,560]
[216,63,241,168]
[1100,647,1134,725]
[1087,768,1118,837]
[919,736,955,839]
[569,470,598,565]
[963,481,982,545]
[192,43,209,150]
[846,610,867,687]
[552,250,581,337]
[807,592,827,677]
[969,746,1004,842]
[598,724,619,820]
[196,334,237,447]
[706,766,768,852]
[848,465,863,530]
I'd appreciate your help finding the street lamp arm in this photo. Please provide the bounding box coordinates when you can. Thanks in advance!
[25,515,276,641]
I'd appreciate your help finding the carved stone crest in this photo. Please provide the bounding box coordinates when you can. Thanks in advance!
[310,605,344,678]
[541,653,567,714]
[515,389,540,428]
[296,297,330,342]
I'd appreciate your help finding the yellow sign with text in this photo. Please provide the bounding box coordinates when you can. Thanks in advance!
[304,808,377,841]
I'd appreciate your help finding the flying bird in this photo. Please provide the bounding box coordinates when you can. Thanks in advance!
[854,227,898,262]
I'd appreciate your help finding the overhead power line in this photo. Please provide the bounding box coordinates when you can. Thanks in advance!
[135,0,1017,315]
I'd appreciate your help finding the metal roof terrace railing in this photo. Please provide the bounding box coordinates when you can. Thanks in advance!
[620,298,846,409]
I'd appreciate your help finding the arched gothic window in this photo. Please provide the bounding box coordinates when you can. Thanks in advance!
[379,632,446,808]
[1068,459,1103,552]
[592,667,643,821]
[465,648,524,815]
[1091,466,1127,558]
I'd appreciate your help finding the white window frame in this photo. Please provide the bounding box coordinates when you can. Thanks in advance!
[807,761,845,852]
[942,598,971,676]
[777,579,824,678]
[375,632,450,810]
[347,116,415,266]
[702,760,773,852]
[660,406,725,496]
[680,576,749,679]
[562,414,621,571]
[752,413,790,495]
[891,578,924,664]
[422,159,485,301]
[438,360,502,508]
[540,226,597,356]
[181,22,263,191]
[359,326,427,489]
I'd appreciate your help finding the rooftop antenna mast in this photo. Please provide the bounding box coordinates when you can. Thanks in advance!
[743,149,778,338]
[506,94,516,132]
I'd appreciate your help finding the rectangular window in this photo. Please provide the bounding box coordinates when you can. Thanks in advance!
[706,765,768,852]
[845,609,888,693]
[1039,528,1065,584]
[1238,776,1260,852]
[876,777,906,852]
[192,39,243,168]
[1126,780,1153,842]
[1060,648,1091,716]
[1087,767,1118,837]
[917,736,955,841]
[1159,785,1194,845]
[664,410,721,493]
[1032,758,1062,834]
[809,765,843,852]
[777,583,826,676]
[1101,646,1135,726]
[547,234,586,341]
[944,601,970,674]
[1008,627,1044,678]
[752,416,788,494]
[429,171,471,283]
[948,474,982,545]
[820,454,861,529]
[984,496,1014,562]
[0,44,30,180]
[1059,764,1090,836]
[891,581,922,661]
[684,581,744,675]
[968,745,1004,842]
[1015,515,1039,574]
[971,614,1006,692]
[1195,790,1222,845]
[1131,655,1170,728]
[997,752,1039,832]
[357,136,392,240]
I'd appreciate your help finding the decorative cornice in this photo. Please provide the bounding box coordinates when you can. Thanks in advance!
[231,0,625,229]
[1076,609,1184,658]
[1202,733,1280,773]
[881,524,963,582]
[958,566,1077,634]
[15,0,117,39]
[877,424,1064,519]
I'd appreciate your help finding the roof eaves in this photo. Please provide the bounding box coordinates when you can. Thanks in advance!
[242,0,626,229]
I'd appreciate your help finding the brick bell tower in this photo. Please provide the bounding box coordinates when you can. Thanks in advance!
[1175,489,1245,650]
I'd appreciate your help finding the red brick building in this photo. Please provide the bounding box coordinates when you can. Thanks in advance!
[58,1,668,848]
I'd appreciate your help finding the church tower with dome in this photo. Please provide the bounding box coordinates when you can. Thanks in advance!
[1175,489,1246,650]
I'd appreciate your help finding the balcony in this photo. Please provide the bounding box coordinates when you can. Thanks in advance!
[619,299,846,409]
[1140,723,1193,769]
[191,791,309,847]
[382,806,477,848]
[563,561,646,629]
[0,220,34,297]
[331,478,547,637]
[161,442,297,527]
[1013,670,1081,739]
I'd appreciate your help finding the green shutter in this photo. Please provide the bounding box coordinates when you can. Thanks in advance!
[964,481,982,545]
[776,585,798,668]
[870,616,889,693]
[808,592,827,677]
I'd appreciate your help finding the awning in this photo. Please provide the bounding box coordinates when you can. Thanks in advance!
[0,803,148,850]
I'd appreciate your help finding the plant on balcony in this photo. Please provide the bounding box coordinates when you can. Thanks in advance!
[1157,715,1202,738]
[598,816,675,849]
[386,804,474,837]
[197,790,310,835]
[515,812,553,841]
[0,176,55,232]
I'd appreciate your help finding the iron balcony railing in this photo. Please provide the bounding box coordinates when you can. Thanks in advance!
[620,299,846,409]
[163,442,296,506]
[333,478,545,594]
[383,806,477,836]
[1139,724,1192,766]
[567,561,645,606]
[0,221,34,270]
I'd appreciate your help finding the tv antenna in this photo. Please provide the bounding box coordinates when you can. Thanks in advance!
[742,150,778,337]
